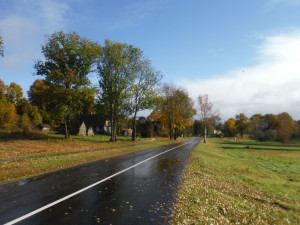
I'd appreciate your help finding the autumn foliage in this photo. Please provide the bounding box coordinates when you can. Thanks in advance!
[223,112,299,142]
[0,79,42,131]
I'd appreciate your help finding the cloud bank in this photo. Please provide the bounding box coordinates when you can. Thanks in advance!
[180,31,300,120]
[0,0,70,70]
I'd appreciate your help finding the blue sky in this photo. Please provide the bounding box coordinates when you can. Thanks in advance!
[1,0,300,120]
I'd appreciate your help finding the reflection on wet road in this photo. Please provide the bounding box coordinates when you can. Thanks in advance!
[0,138,200,225]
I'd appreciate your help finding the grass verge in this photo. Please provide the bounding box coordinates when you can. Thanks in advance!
[0,132,188,185]
[171,138,300,224]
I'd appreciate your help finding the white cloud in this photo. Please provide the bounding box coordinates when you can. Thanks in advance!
[37,0,71,31]
[0,0,71,70]
[180,31,300,121]
[0,16,40,69]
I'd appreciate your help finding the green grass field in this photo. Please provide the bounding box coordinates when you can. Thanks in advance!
[171,138,300,224]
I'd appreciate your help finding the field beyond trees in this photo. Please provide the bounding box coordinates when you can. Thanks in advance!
[172,138,300,224]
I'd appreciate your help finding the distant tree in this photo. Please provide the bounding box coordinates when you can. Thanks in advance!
[147,111,165,136]
[98,39,142,142]
[193,120,202,136]
[296,120,300,139]
[19,113,31,132]
[17,100,42,127]
[250,114,263,141]
[28,79,50,110]
[0,79,17,128]
[160,84,196,140]
[277,112,298,142]
[0,100,17,129]
[197,94,212,123]
[197,94,219,142]
[224,118,237,137]
[78,86,97,115]
[235,113,251,138]
[137,120,153,138]
[130,59,162,141]
[216,122,225,134]
[29,106,43,126]
[262,114,279,131]
[34,31,102,138]
[147,111,161,122]
[28,79,55,125]
[6,82,23,105]
[0,35,4,57]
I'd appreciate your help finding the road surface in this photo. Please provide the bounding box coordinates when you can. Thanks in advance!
[0,138,200,225]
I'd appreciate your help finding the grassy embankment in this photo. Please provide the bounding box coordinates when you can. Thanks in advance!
[0,132,187,185]
[172,138,300,224]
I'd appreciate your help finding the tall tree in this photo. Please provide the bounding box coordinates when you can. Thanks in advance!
[0,35,4,57]
[250,114,263,141]
[28,79,50,110]
[6,82,23,105]
[28,79,55,125]
[160,84,176,140]
[172,88,196,139]
[277,112,298,142]
[0,79,17,128]
[98,39,142,142]
[17,100,43,127]
[131,59,162,141]
[160,84,195,140]
[193,120,202,136]
[235,113,250,138]
[262,114,279,131]
[34,31,102,138]
[197,94,218,142]
[224,118,237,137]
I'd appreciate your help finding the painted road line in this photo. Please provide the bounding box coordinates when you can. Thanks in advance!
[4,140,193,225]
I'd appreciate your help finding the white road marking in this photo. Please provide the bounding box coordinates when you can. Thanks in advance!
[4,141,193,225]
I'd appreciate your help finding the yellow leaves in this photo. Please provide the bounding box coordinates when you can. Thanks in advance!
[147,111,161,121]
[159,85,196,131]
[0,99,17,128]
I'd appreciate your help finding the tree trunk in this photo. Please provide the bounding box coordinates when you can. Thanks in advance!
[64,119,69,139]
[174,127,178,140]
[110,115,114,142]
[113,120,117,141]
[169,119,173,140]
[132,111,138,142]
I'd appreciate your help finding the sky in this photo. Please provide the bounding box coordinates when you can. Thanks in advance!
[1,0,300,120]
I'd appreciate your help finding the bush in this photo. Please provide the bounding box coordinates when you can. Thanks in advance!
[259,129,277,141]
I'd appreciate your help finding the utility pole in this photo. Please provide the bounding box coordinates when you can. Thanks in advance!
[204,125,207,143]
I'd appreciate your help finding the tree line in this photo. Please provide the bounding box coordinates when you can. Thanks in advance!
[218,113,299,143]
[0,31,198,141]
[0,80,42,131]
[31,31,164,141]
[2,32,298,143]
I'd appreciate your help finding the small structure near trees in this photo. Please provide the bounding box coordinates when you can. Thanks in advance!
[38,124,51,132]
[78,122,87,136]
[87,127,94,136]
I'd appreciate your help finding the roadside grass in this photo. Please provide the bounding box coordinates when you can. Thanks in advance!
[171,138,300,224]
[0,131,188,185]
[0,131,162,160]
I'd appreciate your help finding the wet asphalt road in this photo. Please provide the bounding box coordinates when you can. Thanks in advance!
[0,138,200,225]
